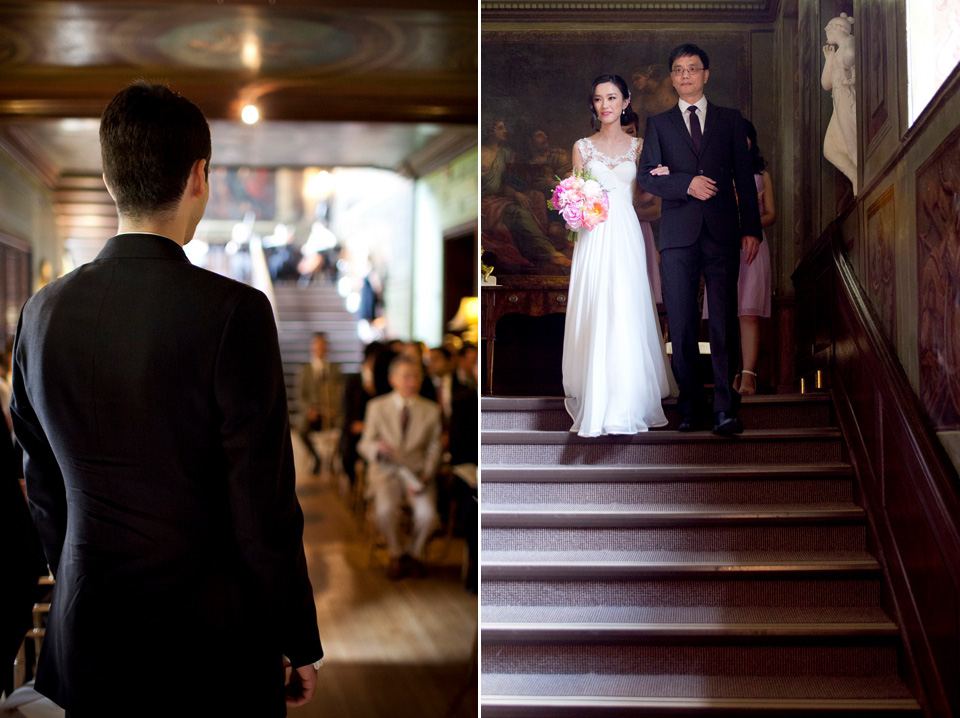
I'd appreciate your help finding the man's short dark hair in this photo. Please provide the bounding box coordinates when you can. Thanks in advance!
[668,44,710,71]
[100,81,211,218]
[431,346,452,361]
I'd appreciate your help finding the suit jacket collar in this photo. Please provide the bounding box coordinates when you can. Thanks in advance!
[667,105,698,156]
[96,233,190,263]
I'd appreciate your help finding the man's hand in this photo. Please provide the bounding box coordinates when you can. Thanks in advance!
[742,236,760,266]
[284,660,318,707]
[688,175,717,200]
[376,438,395,459]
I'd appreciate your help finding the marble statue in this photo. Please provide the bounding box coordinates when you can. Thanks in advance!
[822,12,858,194]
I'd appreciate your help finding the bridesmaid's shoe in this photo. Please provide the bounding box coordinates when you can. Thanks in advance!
[733,373,741,392]
[739,369,757,396]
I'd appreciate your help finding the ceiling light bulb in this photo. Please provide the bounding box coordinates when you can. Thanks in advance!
[241,105,260,125]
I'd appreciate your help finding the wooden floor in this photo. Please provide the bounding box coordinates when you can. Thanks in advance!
[289,436,478,718]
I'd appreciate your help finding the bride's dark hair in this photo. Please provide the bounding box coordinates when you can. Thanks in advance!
[588,74,637,130]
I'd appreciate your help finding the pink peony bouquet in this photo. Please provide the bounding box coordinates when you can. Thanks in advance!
[548,170,609,241]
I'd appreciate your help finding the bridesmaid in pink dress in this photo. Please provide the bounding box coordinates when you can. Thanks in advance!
[735,120,775,395]
[623,114,664,305]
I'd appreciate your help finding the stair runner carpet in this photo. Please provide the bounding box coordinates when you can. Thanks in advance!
[480,394,921,716]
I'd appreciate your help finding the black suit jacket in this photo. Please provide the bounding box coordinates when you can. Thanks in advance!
[11,234,322,716]
[638,102,762,249]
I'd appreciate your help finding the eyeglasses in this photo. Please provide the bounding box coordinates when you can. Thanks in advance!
[671,67,704,76]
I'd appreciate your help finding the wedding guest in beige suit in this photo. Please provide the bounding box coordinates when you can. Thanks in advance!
[358,355,442,579]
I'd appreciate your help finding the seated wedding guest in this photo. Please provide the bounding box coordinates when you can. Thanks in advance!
[426,346,455,419]
[401,340,438,403]
[10,81,321,716]
[340,342,380,487]
[358,355,442,580]
[296,332,344,475]
[448,352,478,593]
[373,343,399,397]
[455,343,479,392]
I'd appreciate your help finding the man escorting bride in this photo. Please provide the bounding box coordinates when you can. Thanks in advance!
[561,74,675,437]
[639,44,762,435]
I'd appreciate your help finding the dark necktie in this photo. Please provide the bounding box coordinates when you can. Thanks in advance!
[400,404,410,442]
[687,105,702,154]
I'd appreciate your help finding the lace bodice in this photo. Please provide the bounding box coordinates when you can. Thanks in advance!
[577,136,641,201]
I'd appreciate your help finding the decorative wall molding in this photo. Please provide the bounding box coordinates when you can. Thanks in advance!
[481,0,780,22]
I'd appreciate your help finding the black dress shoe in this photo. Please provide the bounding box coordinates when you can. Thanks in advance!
[678,415,701,432]
[713,411,744,436]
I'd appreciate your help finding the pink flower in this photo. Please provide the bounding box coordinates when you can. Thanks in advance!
[581,196,609,229]
[561,203,584,227]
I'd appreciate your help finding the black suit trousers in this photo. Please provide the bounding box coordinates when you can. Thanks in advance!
[661,221,742,417]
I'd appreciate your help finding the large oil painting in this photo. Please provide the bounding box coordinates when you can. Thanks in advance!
[481,29,750,281]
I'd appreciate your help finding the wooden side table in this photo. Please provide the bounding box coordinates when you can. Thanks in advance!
[481,278,570,395]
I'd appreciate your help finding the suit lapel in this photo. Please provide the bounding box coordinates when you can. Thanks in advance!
[699,102,718,158]
[668,105,699,156]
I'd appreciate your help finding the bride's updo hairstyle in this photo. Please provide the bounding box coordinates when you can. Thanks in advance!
[588,74,637,130]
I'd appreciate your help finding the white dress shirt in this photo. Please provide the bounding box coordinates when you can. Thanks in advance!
[678,96,708,137]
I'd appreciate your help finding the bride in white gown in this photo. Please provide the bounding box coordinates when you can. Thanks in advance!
[562,74,676,436]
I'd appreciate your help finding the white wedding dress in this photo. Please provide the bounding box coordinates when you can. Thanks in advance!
[562,136,675,437]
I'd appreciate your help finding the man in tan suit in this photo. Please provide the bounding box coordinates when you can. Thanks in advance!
[358,355,442,579]
[296,332,343,475]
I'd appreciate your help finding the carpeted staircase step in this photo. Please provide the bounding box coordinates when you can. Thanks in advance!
[483,525,865,554]
[483,641,900,676]
[482,466,854,505]
[482,575,885,609]
[482,429,843,465]
[482,503,864,526]
[482,395,834,432]
[482,549,880,580]
[481,674,920,715]
[481,605,896,638]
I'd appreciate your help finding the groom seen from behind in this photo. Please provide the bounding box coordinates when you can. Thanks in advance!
[638,44,762,435]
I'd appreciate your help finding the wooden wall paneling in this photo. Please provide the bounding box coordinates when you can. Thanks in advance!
[865,185,897,341]
[861,0,901,189]
[916,122,960,433]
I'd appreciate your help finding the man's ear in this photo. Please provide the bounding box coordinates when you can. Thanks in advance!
[102,174,116,202]
[190,159,207,198]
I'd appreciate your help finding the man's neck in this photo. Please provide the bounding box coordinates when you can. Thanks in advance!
[116,215,191,246]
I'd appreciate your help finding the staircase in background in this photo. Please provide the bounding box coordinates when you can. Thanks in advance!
[272,282,363,415]
[480,394,921,715]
